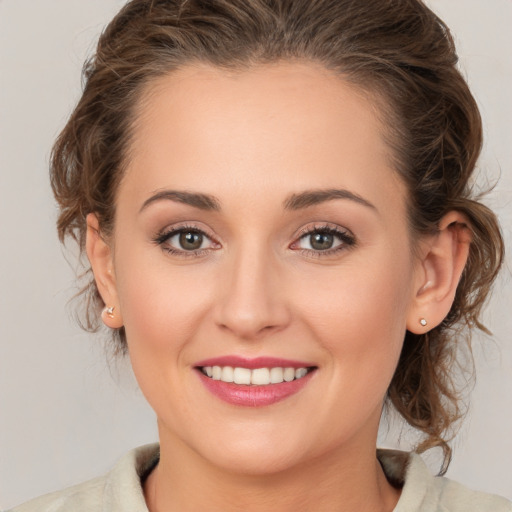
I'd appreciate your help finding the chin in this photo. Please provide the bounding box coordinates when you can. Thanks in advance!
[203,441,309,476]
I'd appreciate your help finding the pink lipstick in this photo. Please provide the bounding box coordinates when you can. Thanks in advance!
[194,356,316,407]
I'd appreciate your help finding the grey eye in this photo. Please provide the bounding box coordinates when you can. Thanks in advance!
[309,232,334,250]
[297,230,345,251]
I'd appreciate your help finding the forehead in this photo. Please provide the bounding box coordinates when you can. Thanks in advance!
[133,61,386,159]
[123,61,407,217]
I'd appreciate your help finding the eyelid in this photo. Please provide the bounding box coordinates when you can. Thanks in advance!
[290,222,356,254]
[152,221,355,258]
[153,222,221,255]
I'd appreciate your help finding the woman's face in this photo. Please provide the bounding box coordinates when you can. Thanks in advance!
[104,62,423,473]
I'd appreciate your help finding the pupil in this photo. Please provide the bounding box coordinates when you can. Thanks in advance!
[311,232,333,250]
[179,231,203,250]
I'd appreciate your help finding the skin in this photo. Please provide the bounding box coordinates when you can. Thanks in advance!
[87,62,470,511]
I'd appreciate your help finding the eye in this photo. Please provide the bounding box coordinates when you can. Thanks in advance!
[172,230,207,251]
[302,231,339,251]
[291,225,356,254]
[154,226,220,255]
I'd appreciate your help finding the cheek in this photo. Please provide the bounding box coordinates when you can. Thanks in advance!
[121,279,207,349]
[295,251,414,388]
[113,244,215,357]
[113,255,218,414]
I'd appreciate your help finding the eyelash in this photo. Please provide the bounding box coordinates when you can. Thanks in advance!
[153,223,356,258]
[290,224,356,257]
[153,224,219,258]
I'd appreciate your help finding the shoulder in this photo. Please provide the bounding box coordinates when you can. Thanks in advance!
[7,444,160,512]
[428,476,512,512]
[378,449,512,512]
[7,476,106,512]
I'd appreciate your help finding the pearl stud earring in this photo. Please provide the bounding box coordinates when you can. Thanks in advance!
[419,318,427,327]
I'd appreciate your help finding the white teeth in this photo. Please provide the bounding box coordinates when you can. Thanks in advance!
[201,365,311,385]
[251,368,270,385]
[221,366,234,382]
[269,367,284,384]
[233,367,251,385]
[283,367,295,382]
[212,366,222,380]
[295,368,307,379]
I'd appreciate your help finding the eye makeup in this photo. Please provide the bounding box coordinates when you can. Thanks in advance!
[152,220,356,260]
[152,223,220,258]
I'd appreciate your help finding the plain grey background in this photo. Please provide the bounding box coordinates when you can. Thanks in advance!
[0,0,511,508]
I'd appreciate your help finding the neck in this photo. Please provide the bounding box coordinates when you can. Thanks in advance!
[144,430,400,512]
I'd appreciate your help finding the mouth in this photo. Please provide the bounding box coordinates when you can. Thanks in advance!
[194,357,317,407]
[198,365,314,385]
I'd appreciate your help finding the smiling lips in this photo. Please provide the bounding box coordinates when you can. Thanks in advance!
[195,357,316,407]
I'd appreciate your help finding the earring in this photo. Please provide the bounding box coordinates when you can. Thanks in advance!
[104,306,115,319]
[419,318,427,327]
[101,305,122,329]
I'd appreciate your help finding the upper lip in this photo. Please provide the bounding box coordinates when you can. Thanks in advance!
[194,356,316,369]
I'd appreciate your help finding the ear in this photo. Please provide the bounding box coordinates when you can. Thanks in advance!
[85,213,124,329]
[406,211,472,334]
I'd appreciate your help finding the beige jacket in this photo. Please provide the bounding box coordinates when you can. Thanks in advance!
[9,444,512,511]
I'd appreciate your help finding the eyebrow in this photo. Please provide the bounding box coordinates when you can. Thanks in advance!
[139,187,376,214]
[140,190,221,212]
[283,188,377,211]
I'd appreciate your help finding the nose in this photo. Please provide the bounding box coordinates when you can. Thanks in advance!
[214,245,291,340]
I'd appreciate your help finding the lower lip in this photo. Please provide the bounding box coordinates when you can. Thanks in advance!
[197,370,315,407]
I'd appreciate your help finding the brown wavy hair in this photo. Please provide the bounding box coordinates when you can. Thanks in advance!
[50,0,504,473]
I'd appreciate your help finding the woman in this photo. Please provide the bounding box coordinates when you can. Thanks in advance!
[8,0,511,510]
